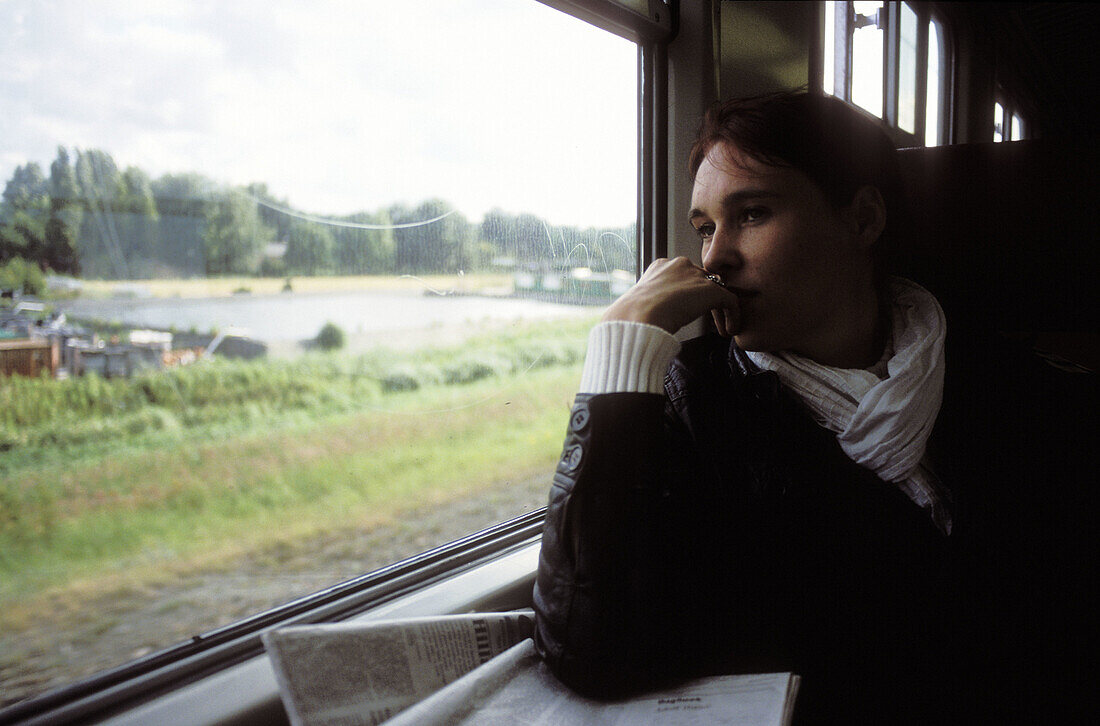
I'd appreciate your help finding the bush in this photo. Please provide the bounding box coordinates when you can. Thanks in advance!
[442,355,508,385]
[0,258,46,297]
[380,366,422,392]
[315,322,346,351]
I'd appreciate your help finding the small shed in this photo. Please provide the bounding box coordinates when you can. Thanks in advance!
[0,337,59,377]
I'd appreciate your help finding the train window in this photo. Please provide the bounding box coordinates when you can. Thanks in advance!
[898,2,918,134]
[925,15,944,146]
[823,1,950,146]
[994,96,1029,142]
[824,2,835,95]
[1011,113,1025,141]
[0,0,637,709]
[851,1,885,119]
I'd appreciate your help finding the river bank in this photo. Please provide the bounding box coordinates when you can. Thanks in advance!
[52,287,601,348]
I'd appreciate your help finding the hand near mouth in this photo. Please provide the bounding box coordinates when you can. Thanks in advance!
[601,256,742,335]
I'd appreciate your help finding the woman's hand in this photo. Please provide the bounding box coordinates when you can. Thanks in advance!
[601,257,741,335]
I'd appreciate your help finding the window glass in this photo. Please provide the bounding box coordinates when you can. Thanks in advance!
[898,2,918,134]
[1011,112,1024,141]
[994,101,1005,142]
[925,17,944,146]
[0,0,637,706]
[823,1,837,97]
[851,1,885,118]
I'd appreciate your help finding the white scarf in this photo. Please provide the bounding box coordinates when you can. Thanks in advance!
[745,277,952,534]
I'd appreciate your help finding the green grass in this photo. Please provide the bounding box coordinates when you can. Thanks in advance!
[0,319,593,615]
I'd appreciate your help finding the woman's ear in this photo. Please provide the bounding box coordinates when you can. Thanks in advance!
[848,185,887,250]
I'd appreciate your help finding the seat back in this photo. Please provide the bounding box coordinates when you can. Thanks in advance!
[891,140,1098,355]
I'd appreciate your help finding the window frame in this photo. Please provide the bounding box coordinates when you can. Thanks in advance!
[0,2,674,724]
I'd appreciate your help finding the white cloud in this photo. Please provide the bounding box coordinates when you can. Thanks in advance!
[1,0,636,226]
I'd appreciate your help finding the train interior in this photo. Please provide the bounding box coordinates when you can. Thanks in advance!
[2,2,1096,725]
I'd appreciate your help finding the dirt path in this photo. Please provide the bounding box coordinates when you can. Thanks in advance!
[0,474,550,709]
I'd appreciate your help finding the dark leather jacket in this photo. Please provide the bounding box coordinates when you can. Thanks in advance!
[532,332,1096,724]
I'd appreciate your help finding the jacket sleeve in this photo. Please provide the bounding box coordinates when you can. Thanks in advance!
[532,390,689,696]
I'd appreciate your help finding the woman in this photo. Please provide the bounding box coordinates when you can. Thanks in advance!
[532,92,961,723]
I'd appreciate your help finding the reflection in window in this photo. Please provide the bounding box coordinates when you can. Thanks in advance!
[994,101,1006,142]
[0,0,636,707]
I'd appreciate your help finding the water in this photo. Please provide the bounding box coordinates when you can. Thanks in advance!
[54,290,601,342]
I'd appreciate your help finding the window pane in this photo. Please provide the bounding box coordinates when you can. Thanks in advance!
[0,0,637,705]
[824,1,837,96]
[1011,113,1024,140]
[852,1,884,118]
[898,3,918,134]
[925,17,944,146]
[994,101,1005,142]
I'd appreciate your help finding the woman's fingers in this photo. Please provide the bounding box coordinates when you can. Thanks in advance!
[602,257,738,334]
[711,305,740,338]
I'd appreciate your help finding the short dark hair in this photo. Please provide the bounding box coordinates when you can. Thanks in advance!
[689,91,902,276]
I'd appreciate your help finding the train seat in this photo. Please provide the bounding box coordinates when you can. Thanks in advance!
[894,138,1099,371]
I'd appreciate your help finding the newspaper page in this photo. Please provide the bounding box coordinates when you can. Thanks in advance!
[263,610,535,726]
[387,639,800,726]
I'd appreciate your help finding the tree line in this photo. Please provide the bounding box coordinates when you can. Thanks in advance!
[0,147,635,283]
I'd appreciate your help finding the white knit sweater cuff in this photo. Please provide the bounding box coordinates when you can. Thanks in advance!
[578,321,682,394]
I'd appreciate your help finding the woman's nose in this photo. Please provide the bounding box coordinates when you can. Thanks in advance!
[701,230,741,272]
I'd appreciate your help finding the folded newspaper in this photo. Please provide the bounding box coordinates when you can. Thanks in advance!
[263,611,800,726]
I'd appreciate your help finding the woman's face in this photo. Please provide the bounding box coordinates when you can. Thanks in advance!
[689,141,877,361]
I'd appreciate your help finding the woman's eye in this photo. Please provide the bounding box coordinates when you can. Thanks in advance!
[693,223,715,241]
[741,207,769,224]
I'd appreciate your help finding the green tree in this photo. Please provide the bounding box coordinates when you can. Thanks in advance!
[0,257,46,295]
[391,199,474,273]
[118,167,161,276]
[75,149,127,278]
[2,162,49,209]
[334,210,396,274]
[513,213,550,263]
[591,222,637,272]
[284,219,335,275]
[481,208,516,258]
[245,182,294,242]
[202,189,271,275]
[45,147,83,274]
[152,172,214,277]
[364,210,397,273]
[0,163,49,265]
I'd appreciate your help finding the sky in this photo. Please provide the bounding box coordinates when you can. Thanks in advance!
[0,0,638,227]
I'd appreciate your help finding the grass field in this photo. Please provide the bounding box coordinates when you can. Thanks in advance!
[0,316,595,625]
